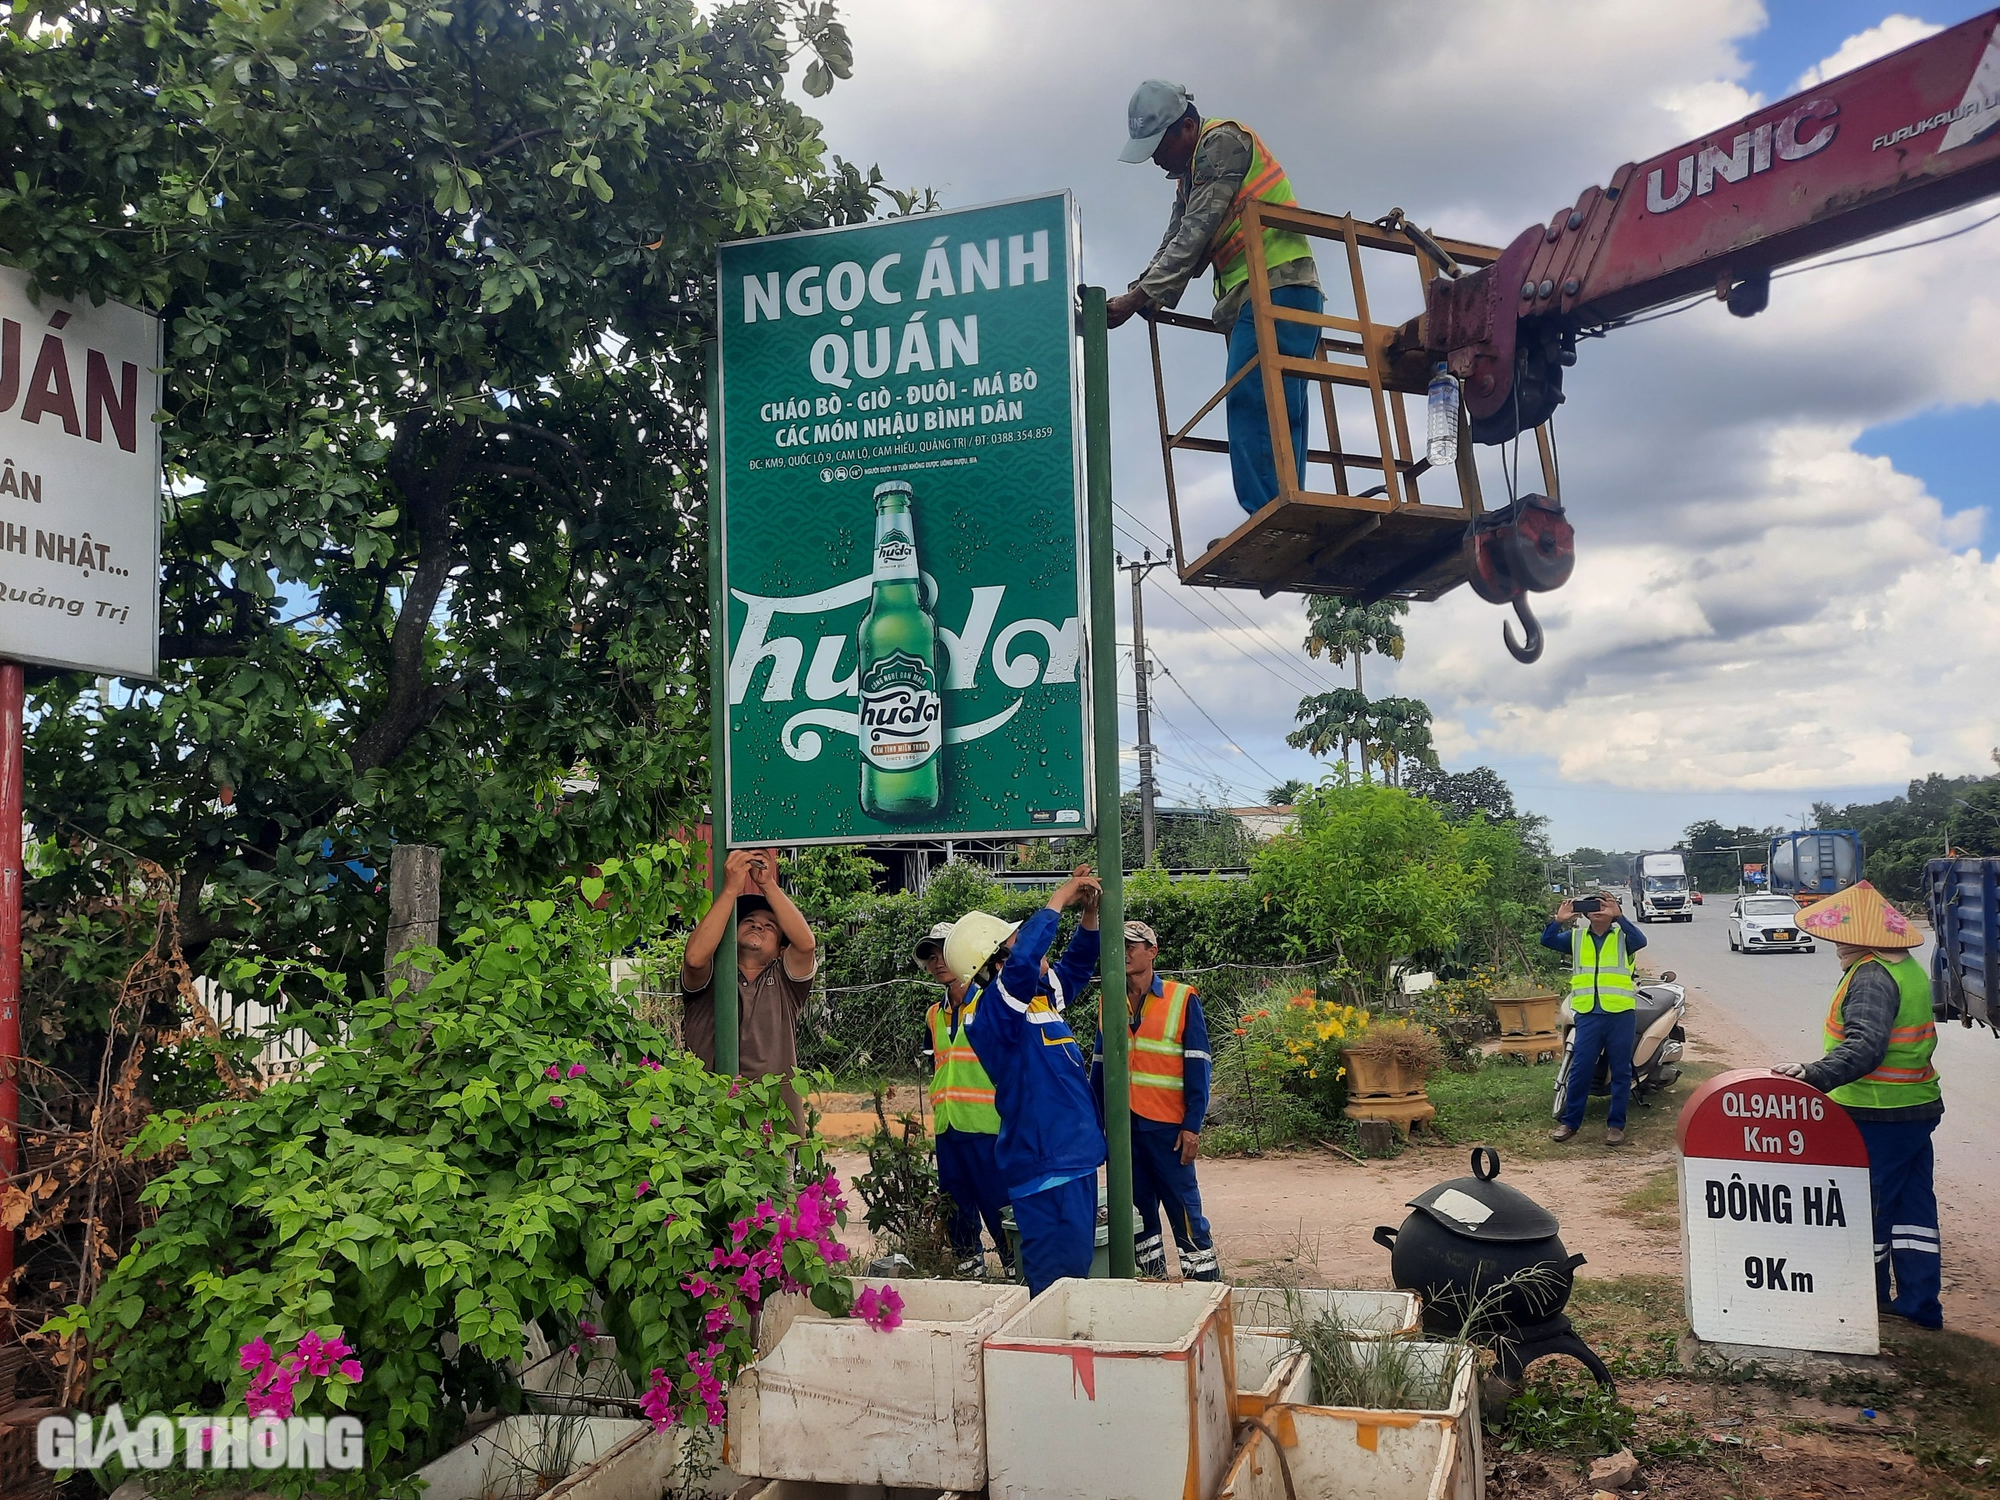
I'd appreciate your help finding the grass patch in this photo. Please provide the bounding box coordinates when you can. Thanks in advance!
[1872,1323,2000,1485]
[1567,1272,1687,1379]
[1425,1056,1713,1159]
[1613,1164,1680,1229]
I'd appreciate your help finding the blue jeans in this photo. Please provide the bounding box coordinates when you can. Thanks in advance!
[1225,284,1324,514]
[1011,1174,1096,1297]
[1561,1007,1635,1130]
[1856,1117,1943,1327]
[935,1127,1011,1274]
[1131,1123,1218,1280]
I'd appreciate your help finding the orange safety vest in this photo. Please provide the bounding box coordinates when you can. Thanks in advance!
[1128,979,1197,1125]
[1199,118,1314,298]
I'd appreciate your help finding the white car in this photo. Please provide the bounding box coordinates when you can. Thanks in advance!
[1727,895,1815,954]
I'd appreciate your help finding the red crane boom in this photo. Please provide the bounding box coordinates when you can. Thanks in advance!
[1411,8,2000,443]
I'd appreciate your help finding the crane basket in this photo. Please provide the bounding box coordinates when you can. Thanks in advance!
[1146,201,1560,609]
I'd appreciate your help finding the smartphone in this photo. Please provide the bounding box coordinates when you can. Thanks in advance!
[1572,897,1603,915]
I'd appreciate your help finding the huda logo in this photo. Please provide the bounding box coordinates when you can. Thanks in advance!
[731,575,1075,763]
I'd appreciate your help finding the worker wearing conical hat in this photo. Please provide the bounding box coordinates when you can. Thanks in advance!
[1106,81,1323,517]
[1774,881,1944,1329]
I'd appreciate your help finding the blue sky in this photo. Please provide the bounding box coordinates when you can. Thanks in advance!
[811,0,2000,857]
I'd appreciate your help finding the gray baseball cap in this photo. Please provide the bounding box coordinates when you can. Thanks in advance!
[1119,80,1195,164]
[913,921,955,961]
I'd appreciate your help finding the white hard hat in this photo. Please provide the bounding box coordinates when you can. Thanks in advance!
[943,912,1020,985]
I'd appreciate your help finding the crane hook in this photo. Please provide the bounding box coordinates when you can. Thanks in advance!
[1503,596,1544,663]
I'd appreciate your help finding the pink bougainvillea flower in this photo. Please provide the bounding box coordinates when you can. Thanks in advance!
[238,1338,274,1372]
[635,1181,651,1198]
[876,1285,905,1331]
[567,1062,588,1078]
[295,1330,336,1377]
[337,1359,363,1383]
[549,1095,565,1109]
[854,1284,903,1332]
[641,1057,662,1071]
[579,1320,598,1338]
[650,1115,661,1127]
[727,1079,741,1098]
[640,1368,678,1432]
[545,1064,561,1079]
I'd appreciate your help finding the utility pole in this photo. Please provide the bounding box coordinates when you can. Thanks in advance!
[1119,550,1172,867]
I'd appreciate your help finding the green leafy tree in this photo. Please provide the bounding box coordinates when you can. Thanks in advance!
[1302,598,1408,695]
[1402,763,1517,823]
[0,0,885,1016]
[1252,781,1487,996]
[1264,778,1311,806]
[1363,696,1438,786]
[53,850,856,1493]
[1288,691,1435,786]
[1812,759,2000,898]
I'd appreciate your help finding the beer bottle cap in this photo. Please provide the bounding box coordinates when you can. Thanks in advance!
[872,479,914,498]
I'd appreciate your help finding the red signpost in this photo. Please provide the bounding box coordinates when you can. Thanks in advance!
[0,660,22,1314]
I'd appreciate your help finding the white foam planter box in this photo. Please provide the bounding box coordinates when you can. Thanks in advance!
[411,1413,739,1500]
[519,1335,638,1412]
[1230,1286,1421,1341]
[983,1277,1235,1500]
[729,1276,1027,1491]
[735,1485,969,1500]
[1234,1332,1307,1421]
[1221,1342,1481,1500]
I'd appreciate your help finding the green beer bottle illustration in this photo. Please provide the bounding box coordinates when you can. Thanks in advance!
[858,481,943,820]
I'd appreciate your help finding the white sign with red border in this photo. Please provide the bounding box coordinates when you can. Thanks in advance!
[0,266,161,678]
[1678,1069,1878,1355]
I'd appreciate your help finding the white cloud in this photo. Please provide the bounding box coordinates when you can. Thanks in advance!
[802,0,2000,834]
[1795,14,1944,89]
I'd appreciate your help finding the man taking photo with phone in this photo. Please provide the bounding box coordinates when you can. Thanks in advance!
[1543,891,1647,1146]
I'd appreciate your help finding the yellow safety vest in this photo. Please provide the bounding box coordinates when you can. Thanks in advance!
[1823,955,1940,1110]
[1570,927,1637,1014]
[1128,979,1196,1125]
[1200,118,1314,299]
[928,996,1000,1135]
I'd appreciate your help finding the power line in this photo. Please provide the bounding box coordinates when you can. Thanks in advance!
[1149,652,1292,790]
[1111,506,1333,695]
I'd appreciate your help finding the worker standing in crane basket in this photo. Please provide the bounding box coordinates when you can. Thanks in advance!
[1106,80,1323,516]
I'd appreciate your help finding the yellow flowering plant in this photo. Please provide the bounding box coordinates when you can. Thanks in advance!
[1233,987,1372,1119]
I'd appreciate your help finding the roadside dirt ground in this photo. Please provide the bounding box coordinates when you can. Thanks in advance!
[816,974,2000,1342]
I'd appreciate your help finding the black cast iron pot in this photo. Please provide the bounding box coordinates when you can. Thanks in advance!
[1373,1147,1585,1337]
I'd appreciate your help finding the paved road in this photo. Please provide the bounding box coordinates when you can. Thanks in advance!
[1632,897,2000,1336]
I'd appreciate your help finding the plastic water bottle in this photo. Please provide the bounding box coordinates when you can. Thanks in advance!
[1426,364,1460,467]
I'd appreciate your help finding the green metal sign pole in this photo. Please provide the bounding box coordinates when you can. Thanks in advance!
[1080,286,1133,1280]
[705,339,739,1075]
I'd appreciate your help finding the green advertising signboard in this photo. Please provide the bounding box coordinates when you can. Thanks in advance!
[716,193,1090,845]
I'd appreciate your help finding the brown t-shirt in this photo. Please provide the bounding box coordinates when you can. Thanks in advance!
[681,952,815,1135]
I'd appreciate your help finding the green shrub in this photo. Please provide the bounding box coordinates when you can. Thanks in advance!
[51,849,853,1494]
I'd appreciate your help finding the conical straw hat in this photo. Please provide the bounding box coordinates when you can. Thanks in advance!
[1795,880,1921,948]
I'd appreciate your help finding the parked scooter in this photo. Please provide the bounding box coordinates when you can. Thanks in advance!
[1550,970,1687,1118]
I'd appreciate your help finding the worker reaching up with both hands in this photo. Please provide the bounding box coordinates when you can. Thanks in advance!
[1105,80,1323,516]
[945,866,1106,1296]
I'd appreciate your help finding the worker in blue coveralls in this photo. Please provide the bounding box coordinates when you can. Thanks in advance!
[945,865,1106,1296]
[1542,891,1647,1147]
[1092,920,1218,1280]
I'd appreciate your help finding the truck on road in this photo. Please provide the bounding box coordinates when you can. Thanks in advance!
[1926,857,1997,1037]
[1629,851,1692,922]
[1768,830,1863,901]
